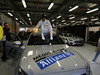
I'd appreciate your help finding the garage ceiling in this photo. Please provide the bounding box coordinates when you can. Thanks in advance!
[0,0,100,27]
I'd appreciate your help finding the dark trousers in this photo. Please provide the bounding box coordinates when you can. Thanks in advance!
[93,45,100,62]
[1,41,7,60]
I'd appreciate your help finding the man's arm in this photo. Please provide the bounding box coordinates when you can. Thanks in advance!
[34,21,41,31]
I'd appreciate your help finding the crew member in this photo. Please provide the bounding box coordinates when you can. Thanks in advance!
[1,23,10,62]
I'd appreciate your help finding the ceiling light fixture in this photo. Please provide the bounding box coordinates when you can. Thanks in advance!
[95,22,100,24]
[91,18,98,21]
[62,20,65,22]
[57,15,61,19]
[22,0,27,8]
[69,16,75,19]
[48,3,54,10]
[86,8,99,13]
[15,18,18,20]
[90,4,97,8]
[30,21,31,23]
[81,17,87,20]
[69,6,79,12]
[20,21,22,23]
[29,18,31,21]
[71,21,75,23]
[8,12,13,16]
[27,13,30,17]
[52,19,55,22]
[64,23,66,24]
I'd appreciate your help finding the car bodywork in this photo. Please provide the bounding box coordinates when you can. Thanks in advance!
[15,33,92,75]
[59,33,84,45]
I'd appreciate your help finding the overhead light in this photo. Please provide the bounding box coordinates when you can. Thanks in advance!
[69,6,79,12]
[90,4,97,8]
[57,15,61,19]
[66,24,69,25]
[27,13,30,17]
[91,18,98,21]
[22,0,27,8]
[69,16,75,19]
[86,8,99,13]
[30,21,32,24]
[48,3,54,10]
[59,24,61,26]
[25,22,28,25]
[95,22,100,24]
[20,21,22,23]
[29,18,31,21]
[52,19,55,22]
[81,17,87,20]
[71,21,75,23]
[64,23,66,24]
[62,20,65,22]
[15,18,18,20]
[8,12,13,16]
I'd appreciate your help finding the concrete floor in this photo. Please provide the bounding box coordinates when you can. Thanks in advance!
[70,44,100,75]
[0,43,100,75]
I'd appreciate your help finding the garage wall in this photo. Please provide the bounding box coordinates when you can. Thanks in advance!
[89,26,100,32]
[86,26,100,45]
[0,13,20,33]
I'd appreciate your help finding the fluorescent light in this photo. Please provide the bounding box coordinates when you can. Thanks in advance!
[22,0,27,8]
[69,6,79,12]
[91,18,98,21]
[48,3,54,10]
[90,4,97,8]
[57,15,61,19]
[15,18,18,20]
[81,17,87,20]
[30,21,32,24]
[8,12,13,16]
[95,22,100,24]
[27,13,30,17]
[69,16,75,19]
[52,19,55,22]
[62,20,65,22]
[29,18,31,21]
[86,8,99,13]
[64,23,66,24]
[71,21,75,23]
[20,21,22,23]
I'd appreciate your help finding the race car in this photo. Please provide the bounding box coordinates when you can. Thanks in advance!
[15,33,92,75]
[59,33,84,46]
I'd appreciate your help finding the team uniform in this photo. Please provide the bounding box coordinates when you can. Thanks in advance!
[34,19,53,40]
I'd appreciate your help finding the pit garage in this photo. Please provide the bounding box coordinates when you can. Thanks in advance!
[0,0,100,75]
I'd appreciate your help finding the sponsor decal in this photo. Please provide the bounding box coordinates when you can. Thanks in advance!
[33,49,74,70]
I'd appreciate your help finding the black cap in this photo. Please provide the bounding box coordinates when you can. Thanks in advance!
[41,14,46,19]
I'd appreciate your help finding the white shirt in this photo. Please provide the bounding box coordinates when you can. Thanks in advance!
[34,19,52,31]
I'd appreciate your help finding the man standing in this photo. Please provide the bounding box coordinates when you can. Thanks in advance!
[1,23,10,62]
[34,14,53,40]
[95,28,100,52]
[92,38,100,63]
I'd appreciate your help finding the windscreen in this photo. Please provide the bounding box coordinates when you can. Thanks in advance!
[28,34,64,45]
